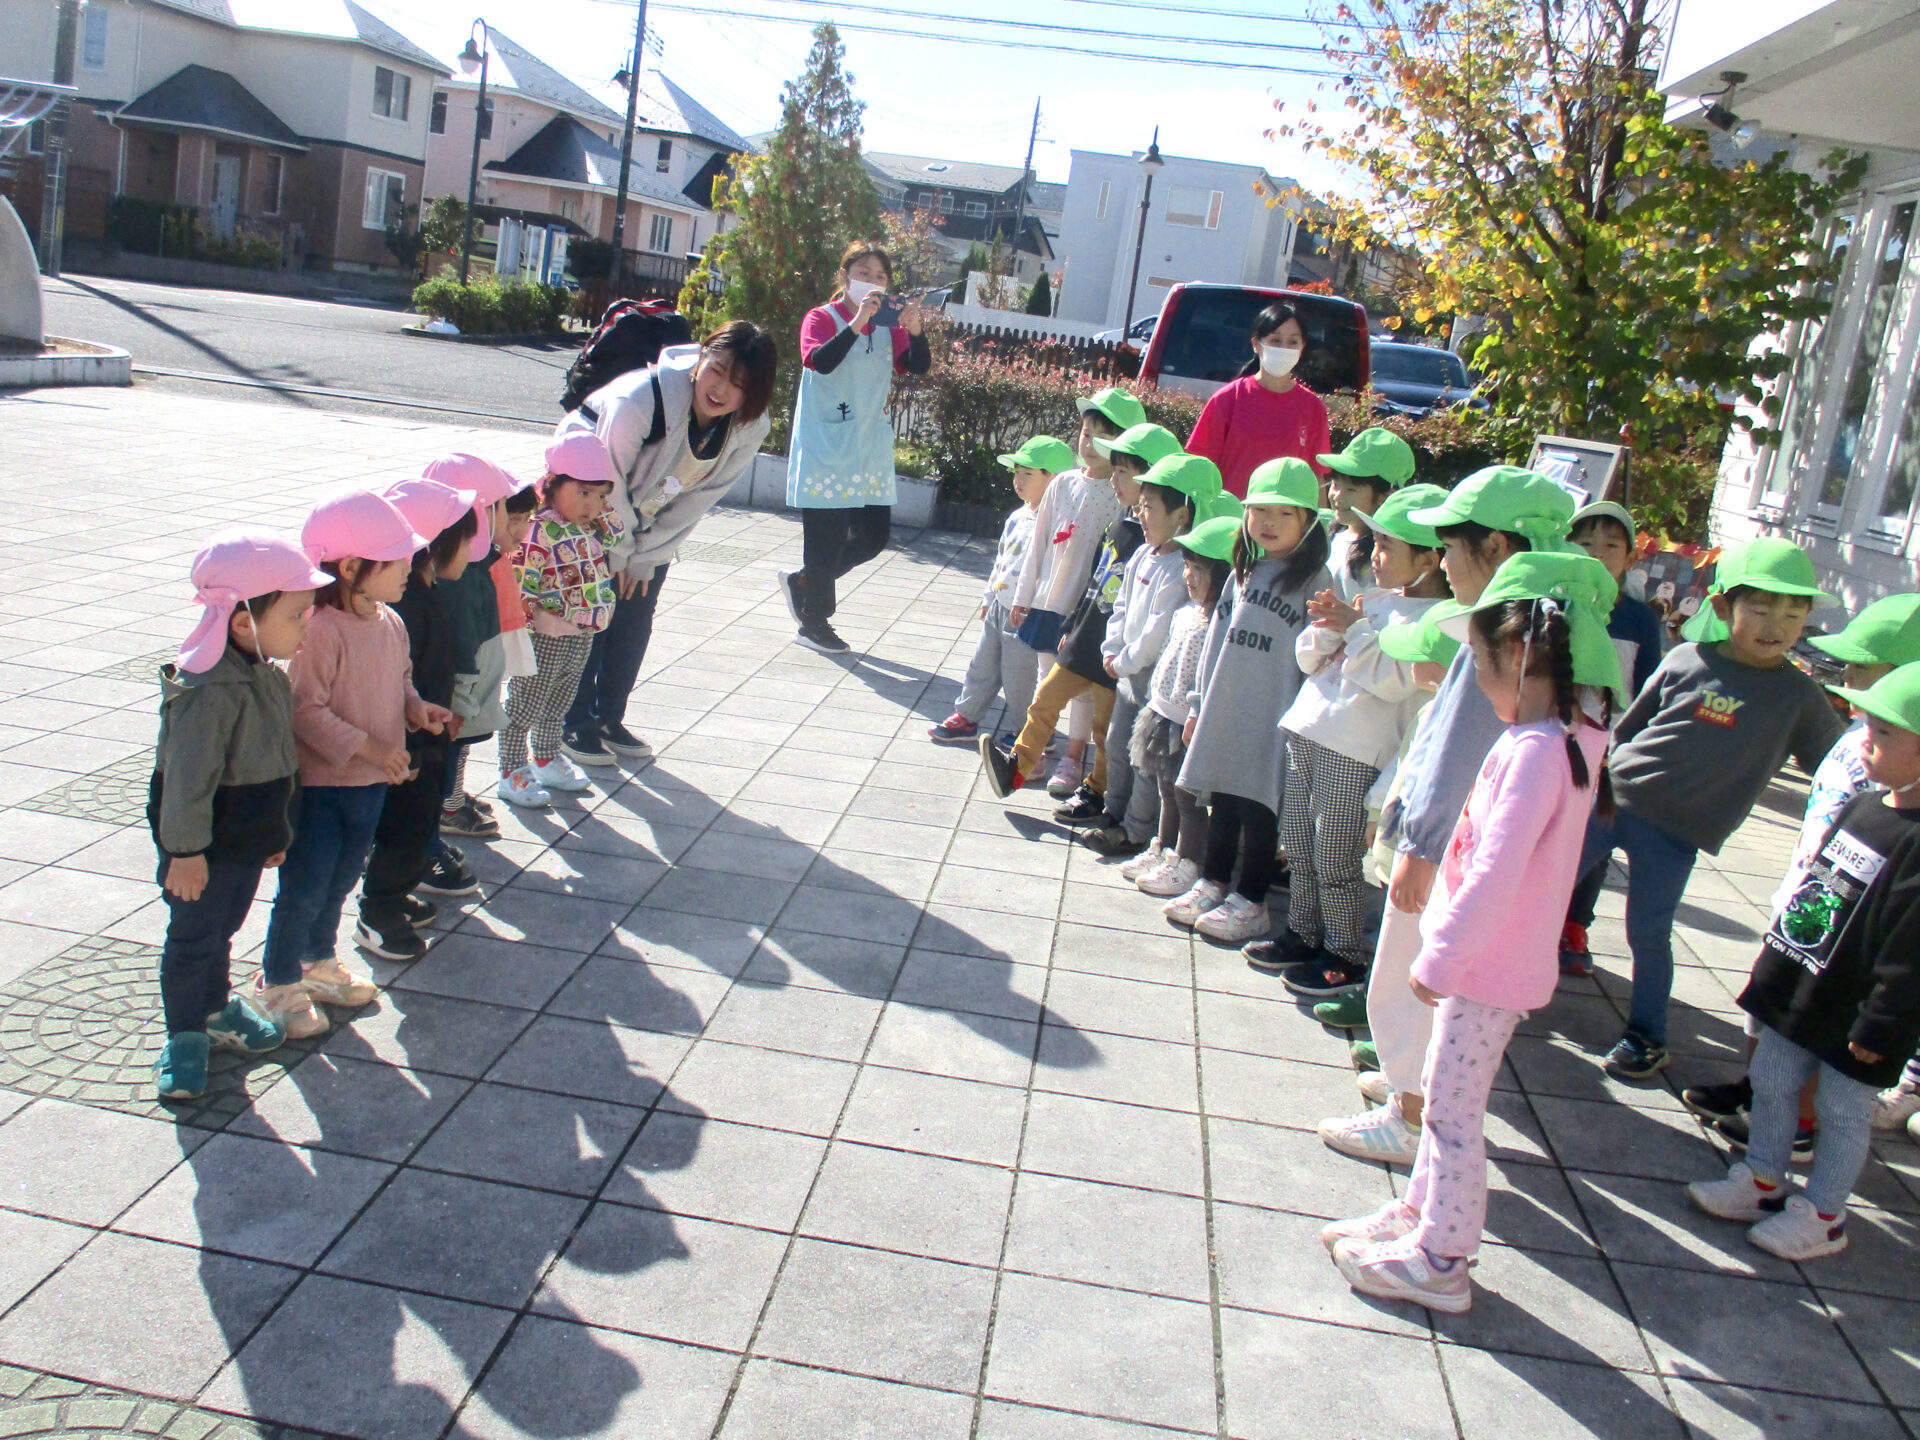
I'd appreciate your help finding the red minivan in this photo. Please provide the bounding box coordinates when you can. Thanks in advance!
[1137,283,1372,401]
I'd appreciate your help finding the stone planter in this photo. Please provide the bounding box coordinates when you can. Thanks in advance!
[0,337,132,389]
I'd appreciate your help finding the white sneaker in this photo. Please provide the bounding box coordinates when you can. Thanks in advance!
[301,956,378,1007]
[1163,878,1228,927]
[1319,1199,1417,1254]
[1685,1161,1786,1223]
[1748,1193,1847,1260]
[1120,841,1165,882]
[254,979,330,1039]
[530,754,592,792]
[497,766,552,809]
[1332,1234,1472,1314]
[1138,857,1200,898]
[1357,1070,1393,1106]
[1872,1079,1920,1130]
[1194,893,1271,943]
[1046,756,1084,799]
[1320,1101,1421,1164]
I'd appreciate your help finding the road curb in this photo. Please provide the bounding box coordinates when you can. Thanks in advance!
[400,323,579,346]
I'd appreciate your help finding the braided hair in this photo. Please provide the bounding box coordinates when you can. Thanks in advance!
[1469,599,1615,815]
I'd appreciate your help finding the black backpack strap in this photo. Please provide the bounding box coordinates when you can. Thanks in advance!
[644,369,667,448]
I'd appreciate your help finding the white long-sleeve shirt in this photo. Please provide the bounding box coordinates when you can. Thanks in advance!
[982,504,1038,607]
[1010,468,1123,617]
[1102,544,1188,678]
[1280,588,1440,771]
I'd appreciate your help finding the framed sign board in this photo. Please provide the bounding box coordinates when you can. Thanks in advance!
[1527,434,1629,508]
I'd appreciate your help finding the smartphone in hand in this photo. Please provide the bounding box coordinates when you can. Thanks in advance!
[873,293,907,327]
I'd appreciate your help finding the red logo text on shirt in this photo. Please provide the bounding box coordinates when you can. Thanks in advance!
[1691,693,1744,728]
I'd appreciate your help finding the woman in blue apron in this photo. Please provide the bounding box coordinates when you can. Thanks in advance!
[780,241,932,653]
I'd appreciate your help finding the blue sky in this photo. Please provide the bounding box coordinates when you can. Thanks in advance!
[359,0,1360,194]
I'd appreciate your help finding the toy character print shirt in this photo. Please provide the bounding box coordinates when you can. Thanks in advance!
[518,506,626,635]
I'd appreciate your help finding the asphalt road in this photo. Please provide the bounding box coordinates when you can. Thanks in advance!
[39,274,580,432]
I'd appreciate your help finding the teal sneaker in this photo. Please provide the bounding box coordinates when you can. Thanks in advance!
[1349,1038,1380,1072]
[1314,991,1369,1030]
[154,1032,210,1100]
[205,995,286,1055]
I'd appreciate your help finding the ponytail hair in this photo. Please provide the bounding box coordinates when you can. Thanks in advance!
[1468,598,1615,815]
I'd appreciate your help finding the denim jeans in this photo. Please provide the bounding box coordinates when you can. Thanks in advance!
[159,857,263,1035]
[261,783,388,985]
[565,563,669,741]
[1579,806,1698,1046]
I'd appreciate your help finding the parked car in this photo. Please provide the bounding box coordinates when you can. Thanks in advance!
[1093,314,1157,348]
[1367,339,1482,416]
[1137,283,1371,400]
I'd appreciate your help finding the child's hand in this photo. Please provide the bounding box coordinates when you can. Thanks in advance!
[263,852,286,869]
[1010,606,1030,629]
[355,740,412,784]
[165,854,208,901]
[447,714,465,742]
[1307,589,1362,632]
[1182,714,1197,746]
[1103,657,1119,679]
[1410,978,1443,1007]
[1388,853,1437,913]
[1850,1041,1884,1065]
[408,699,452,734]
[980,604,988,620]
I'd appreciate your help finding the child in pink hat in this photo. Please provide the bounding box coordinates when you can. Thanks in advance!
[497,434,626,808]
[152,528,329,1101]
[259,489,449,1037]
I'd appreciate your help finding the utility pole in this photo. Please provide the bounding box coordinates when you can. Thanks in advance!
[609,0,647,285]
[36,0,80,276]
[1010,97,1038,260]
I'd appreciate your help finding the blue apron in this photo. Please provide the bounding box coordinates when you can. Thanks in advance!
[787,306,899,509]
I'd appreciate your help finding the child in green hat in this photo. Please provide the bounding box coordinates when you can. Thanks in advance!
[1317,427,1418,605]
[1594,536,1847,1080]
[929,437,1077,745]
[1125,515,1240,898]
[1687,660,1920,1261]
[1327,551,1617,1313]
[1168,456,1332,944]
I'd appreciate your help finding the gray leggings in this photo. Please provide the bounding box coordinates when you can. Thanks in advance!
[1748,1025,1877,1214]
[1155,780,1209,863]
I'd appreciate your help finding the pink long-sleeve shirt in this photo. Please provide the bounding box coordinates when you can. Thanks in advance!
[287,603,420,788]
[1413,720,1610,1012]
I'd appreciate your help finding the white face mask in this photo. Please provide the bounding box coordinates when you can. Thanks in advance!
[845,277,885,305]
[1260,344,1302,378]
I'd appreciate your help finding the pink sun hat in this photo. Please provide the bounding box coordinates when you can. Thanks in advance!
[545,431,621,486]
[383,477,480,565]
[302,487,426,565]
[422,452,528,560]
[178,527,331,674]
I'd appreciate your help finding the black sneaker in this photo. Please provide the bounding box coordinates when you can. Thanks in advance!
[467,792,495,817]
[1715,1113,1818,1165]
[979,733,1023,799]
[1054,785,1105,824]
[440,796,501,839]
[1282,956,1369,999]
[779,567,806,625]
[1243,932,1323,974]
[1603,1030,1670,1081]
[416,852,481,898]
[1081,822,1143,857]
[601,721,654,759]
[562,728,616,767]
[1682,1076,1753,1122]
[400,894,440,927]
[796,619,850,654]
[354,914,426,962]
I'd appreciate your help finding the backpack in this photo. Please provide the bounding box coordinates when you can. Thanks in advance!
[560,298,693,413]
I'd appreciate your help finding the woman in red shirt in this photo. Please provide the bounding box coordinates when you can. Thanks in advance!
[1186,301,1332,499]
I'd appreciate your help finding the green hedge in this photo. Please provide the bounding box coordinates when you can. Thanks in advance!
[411,276,567,336]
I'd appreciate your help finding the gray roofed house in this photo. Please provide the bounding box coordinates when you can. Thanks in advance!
[483,114,701,211]
[447,28,622,127]
[115,63,307,151]
[586,71,748,153]
[141,0,445,72]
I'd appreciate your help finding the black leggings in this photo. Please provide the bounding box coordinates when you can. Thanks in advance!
[799,505,891,622]
[1203,791,1280,904]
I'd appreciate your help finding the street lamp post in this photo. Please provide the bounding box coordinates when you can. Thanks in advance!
[1122,128,1163,337]
[456,19,491,285]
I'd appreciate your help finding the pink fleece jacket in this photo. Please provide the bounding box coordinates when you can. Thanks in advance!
[1413,720,1610,1011]
[287,603,420,788]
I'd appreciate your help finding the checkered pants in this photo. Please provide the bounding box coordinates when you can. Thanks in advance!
[501,631,591,773]
[1279,733,1380,964]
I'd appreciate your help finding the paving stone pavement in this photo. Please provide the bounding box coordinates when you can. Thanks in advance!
[2,386,1918,1440]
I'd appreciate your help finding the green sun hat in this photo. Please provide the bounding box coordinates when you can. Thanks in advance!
[1318,427,1416,486]
[1409,465,1578,553]
[1140,452,1222,501]
[1175,515,1241,564]
[1377,613,1463,667]
[997,435,1078,474]
[1204,491,1245,525]
[1829,659,1920,736]
[1808,593,1920,667]
[1429,550,1624,695]
[1076,385,1148,432]
[1570,500,1638,545]
[1357,482,1449,550]
[1245,457,1336,530]
[1101,422,1185,469]
[1680,536,1839,644]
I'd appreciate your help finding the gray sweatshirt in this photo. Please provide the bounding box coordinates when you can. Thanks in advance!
[149,645,299,862]
[1178,557,1329,813]
[1383,642,1507,865]
[1611,641,1845,854]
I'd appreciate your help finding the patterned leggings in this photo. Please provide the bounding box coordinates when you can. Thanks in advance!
[1406,994,1525,1261]
[1279,734,1381,964]
[501,631,591,773]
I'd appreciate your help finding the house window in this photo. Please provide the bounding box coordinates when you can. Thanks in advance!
[656,138,671,173]
[429,91,447,134]
[1760,211,1858,512]
[915,191,932,208]
[1815,199,1917,514]
[373,66,411,121]
[648,213,673,253]
[1165,186,1223,229]
[81,6,109,70]
[25,119,45,155]
[1096,179,1110,220]
[937,193,953,213]
[964,200,987,218]
[262,155,284,215]
[363,167,406,229]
